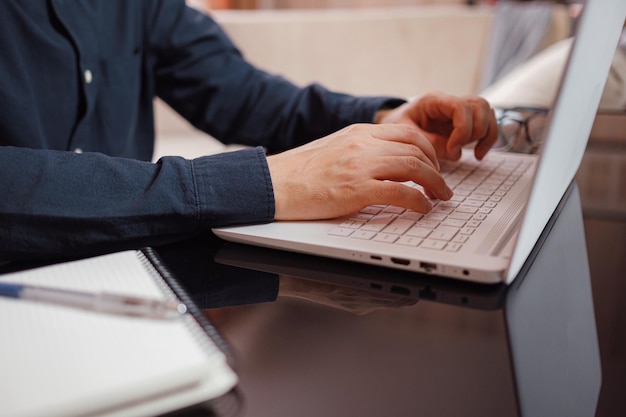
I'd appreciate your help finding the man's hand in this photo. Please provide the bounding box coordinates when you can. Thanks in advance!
[266,123,453,221]
[375,93,498,161]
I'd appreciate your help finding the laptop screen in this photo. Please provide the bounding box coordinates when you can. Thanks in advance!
[506,0,626,282]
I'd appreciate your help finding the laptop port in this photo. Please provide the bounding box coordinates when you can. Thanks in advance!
[391,257,410,266]
[419,262,437,273]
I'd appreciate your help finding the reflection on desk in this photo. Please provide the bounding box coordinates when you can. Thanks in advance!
[160,184,602,417]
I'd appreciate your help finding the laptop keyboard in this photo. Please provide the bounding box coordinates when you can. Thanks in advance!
[328,154,533,252]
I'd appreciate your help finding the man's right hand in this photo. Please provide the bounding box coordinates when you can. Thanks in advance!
[266,123,453,221]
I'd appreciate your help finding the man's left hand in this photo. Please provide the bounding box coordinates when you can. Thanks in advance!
[375,92,498,161]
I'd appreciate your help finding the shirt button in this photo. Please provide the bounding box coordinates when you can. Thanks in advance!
[83,69,93,84]
[74,148,83,154]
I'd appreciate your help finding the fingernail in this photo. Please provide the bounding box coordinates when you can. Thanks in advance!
[440,186,453,200]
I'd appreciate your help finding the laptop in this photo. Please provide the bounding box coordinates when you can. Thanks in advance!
[213,171,576,312]
[213,0,626,285]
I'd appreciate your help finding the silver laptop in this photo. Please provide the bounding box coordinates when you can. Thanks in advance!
[214,0,625,285]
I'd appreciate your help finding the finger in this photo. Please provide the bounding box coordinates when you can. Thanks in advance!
[423,188,438,200]
[446,98,498,160]
[370,155,453,201]
[369,124,440,170]
[366,180,434,213]
[446,105,472,160]
[370,140,439,172]
[470,100,492,145]
[414,95,473,160]
[474,108,499,160]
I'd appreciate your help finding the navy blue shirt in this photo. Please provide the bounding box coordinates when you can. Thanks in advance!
[0,0,401,262]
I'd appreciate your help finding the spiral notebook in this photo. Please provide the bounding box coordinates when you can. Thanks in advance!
[0,249,238,417]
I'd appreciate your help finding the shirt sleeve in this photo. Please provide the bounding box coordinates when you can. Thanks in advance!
[0,146,273,262]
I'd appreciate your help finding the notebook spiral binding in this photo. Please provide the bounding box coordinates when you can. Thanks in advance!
[137,247,237,368]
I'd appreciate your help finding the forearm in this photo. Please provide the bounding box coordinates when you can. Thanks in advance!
[0,146,273,262]
[159,51,402,153]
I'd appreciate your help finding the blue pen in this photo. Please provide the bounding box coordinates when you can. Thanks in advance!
[0,281,187,320]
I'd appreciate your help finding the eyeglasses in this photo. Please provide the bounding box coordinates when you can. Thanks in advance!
[495,107,550,154]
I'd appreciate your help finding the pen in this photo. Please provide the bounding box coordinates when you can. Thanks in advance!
[0,281,187,320]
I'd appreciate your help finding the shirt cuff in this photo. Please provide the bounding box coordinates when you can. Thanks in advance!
[191,147,275,228]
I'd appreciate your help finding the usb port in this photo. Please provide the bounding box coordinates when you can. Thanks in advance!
[419,262,437,273]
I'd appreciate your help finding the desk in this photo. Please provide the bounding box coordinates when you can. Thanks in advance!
[155,182,623,417]
[3,182,621,417]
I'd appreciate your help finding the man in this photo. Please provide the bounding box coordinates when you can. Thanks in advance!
[0,0,497,262]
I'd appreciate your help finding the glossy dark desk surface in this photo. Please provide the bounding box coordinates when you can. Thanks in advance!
[155,185,625,417]
[2,191,623,417]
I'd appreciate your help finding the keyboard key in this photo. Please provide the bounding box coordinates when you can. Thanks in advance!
[442,218,466,227]
[360,215,396,232]
[373,233,399,243]
[448,212,473,221]
[423,212,447,222]
[383,206,406,214]
[462,200,483,208]
[329,228,353,237]
[351,230,376,240]
[406,227,432,238]
[359,206,382,215]
[446,243,462,252]
[430,226,459,241]
[456,206,478,214]
[453,234,469,243]
[383,219,415,235]
[350,213,374,221]
[400,211,424,221]
[435,201,459,210]
[397,236,423,247]
[421,240,447,250]
[467,194,489,202]
[415,219,440,229]
[340,220,366,229]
